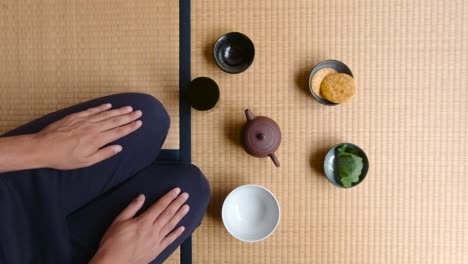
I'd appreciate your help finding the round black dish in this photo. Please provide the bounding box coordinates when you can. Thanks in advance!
[187,77,220,111]
[213,32,255,74]
[308,60,354,106]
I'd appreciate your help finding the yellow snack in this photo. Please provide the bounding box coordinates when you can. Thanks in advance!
[311,68,337,98]
[320,73,356,103]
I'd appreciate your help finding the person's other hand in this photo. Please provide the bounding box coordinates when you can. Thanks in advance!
[90,188,190,264]
[34,103,142,170]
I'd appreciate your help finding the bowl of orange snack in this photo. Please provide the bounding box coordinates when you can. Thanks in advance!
[308,60,356,106]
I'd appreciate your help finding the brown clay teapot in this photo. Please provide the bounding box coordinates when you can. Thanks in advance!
[241,109,281,167]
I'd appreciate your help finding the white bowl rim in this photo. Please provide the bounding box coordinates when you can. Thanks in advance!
[221,184,281,242]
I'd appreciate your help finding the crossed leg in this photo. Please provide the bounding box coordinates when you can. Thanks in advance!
[0,93,210,263]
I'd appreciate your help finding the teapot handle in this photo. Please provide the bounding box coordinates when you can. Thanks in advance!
[269,153,280,168]
[245,109,255,121]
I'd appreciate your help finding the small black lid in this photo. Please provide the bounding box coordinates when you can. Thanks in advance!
[187,77,220,111]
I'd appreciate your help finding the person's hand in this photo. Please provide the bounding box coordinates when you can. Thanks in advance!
[90,188,190,264]
[33,103,142,170]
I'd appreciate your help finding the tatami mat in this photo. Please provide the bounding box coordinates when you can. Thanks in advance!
[2,0,467,263]
[0,0,180,149]
[191,0,468,263]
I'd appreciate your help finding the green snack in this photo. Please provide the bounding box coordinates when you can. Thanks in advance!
[336,145,363,188]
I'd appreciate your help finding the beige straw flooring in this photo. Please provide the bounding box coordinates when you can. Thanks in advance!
[0,0,180,149]
[189,0,468,263]
[1,0,467,263]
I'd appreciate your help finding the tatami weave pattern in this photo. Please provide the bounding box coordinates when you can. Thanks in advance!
[1,0,467,263]
[191,0,468,263]
[0,0,180,149]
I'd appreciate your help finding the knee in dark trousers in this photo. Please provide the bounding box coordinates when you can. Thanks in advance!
[68,162,211,264]
[109,93,171,160]
[150,162,211,264]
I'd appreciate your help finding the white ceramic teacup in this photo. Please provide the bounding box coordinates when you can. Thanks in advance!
[221,184,280,242]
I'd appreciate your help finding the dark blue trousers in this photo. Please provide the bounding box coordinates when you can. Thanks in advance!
[0,93,210,264]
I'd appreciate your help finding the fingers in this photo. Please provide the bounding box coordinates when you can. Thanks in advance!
[97,120,142,145]
[99,120,142,146]
[76,103,112,118]
[160,204,190,237]
[160,226,185,249]
[113,194,145,223]
[89,106,134,122]
[154,192,189,227]
[87,144,123,165]
[140,188,181,223]
[97,110,142,132]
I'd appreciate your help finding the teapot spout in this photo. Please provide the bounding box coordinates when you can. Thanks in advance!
[245,109,255,121]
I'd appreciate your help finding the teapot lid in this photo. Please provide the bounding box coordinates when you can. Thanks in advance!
[242,115,281,157]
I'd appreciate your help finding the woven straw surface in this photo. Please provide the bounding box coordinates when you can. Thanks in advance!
[190,0,468,263]
[0,0,180,149]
